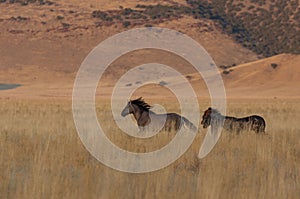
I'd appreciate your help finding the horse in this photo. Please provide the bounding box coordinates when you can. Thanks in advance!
[121,97,197,133]
[201,107,266,134]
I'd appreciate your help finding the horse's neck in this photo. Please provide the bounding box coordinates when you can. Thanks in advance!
[132,107,150,123]
[148,110,156,115]
[132,108,142,121]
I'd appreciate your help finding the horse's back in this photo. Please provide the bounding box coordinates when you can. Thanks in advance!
[235,115,265,133]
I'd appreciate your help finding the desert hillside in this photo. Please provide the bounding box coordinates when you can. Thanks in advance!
[0,0,299,99]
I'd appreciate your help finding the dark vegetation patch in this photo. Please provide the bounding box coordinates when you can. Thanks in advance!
[92,4,191,28]
[0,0,54,5]
[10,16,29,21]
[270,63,278,69]
[2,0,299,57]
[222,69,233,75]
[186,75,193,80]
[219,63,237,70]
[91,1,300,56]
[0,83,21,90]
[186,0,300,56]
[159,81,168,86]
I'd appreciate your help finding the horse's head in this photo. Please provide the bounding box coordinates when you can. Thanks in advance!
[121,100,135,117]
[201,107,212,128]
[121,97,150,117]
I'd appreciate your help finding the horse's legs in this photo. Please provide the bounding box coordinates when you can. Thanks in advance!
[234,123,242,134]
[164,121,172,132]
[236,128,242,134]
[253,124,265,133]
[259,124,266,133]
[139,126,146,133]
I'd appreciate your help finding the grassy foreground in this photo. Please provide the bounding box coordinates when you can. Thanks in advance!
[0,98,299,198]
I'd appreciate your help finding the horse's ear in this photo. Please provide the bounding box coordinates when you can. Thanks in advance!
[208,107,212,110]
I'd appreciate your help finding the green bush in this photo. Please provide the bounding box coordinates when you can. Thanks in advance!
[122,21,131,28]
[271,63,278,69]
[186,0,300,56]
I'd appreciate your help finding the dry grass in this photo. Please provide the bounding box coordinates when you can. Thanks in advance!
[0,98,299,198]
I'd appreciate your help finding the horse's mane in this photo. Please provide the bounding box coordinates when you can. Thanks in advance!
[207,107,222,117]
[211,108,221,115]
[130,97,151,111]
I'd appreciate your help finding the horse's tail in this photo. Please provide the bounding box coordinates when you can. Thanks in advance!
[181,117,198,133]
[259,116,266,133]
[252,115,266,133]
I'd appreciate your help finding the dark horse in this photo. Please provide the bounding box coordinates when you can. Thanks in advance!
[121,97,197,132]
[201,107,266,133]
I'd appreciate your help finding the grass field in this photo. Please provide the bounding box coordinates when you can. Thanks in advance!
[0,98,299,198]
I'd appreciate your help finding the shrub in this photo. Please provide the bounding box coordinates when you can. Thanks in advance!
[92,10,113,21]
[122,21,131,28]
[223,70,230,75]
[56,15,64,20]
[271,63,278,69]
[61,23,70,28]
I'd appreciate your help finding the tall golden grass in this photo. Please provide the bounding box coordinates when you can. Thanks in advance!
[0,98,299,198]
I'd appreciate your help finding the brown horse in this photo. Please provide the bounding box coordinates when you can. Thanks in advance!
[201,107,266,133]
[121,97,197,133]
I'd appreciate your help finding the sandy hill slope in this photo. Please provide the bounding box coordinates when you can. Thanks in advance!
[145,53,300,99]
[1,52,299,99]
[221,54,300,98]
